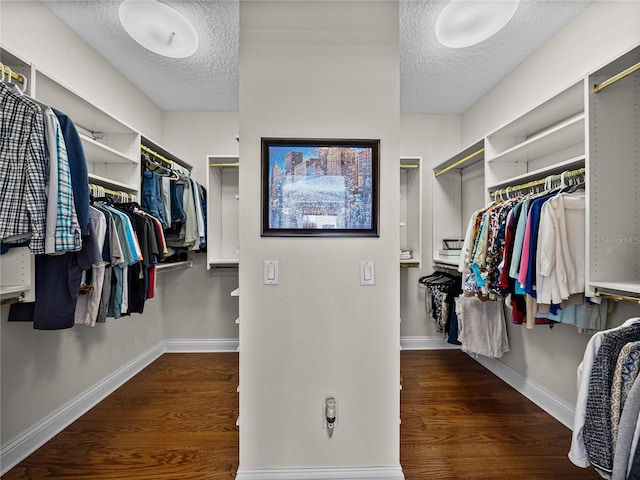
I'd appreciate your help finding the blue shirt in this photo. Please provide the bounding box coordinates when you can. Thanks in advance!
[53,108,90,236]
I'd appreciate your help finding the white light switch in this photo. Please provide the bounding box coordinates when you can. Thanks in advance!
[360,261,375,286]
[264,260,279,285]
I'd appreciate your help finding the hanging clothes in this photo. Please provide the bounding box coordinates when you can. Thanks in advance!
[74,206,108,326]
[457,294,509,358]
[140,153,206,254]
[53,108,90,236]
[419,271,462,345]
[459,170,599,332]
[0,82,48,253]
[570,318,640,479]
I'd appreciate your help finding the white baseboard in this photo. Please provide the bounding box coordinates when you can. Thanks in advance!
[470,353,575,429]
[1,335,573,477]
[163,338,239,352]
[399,336,575,429]
[400,336,461,350]
[236,466,404,480]
[1,338,241,475]
[0,343,165,476]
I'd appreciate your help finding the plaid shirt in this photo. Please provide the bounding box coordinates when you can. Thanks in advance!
[53,119,81,251]
[0,83,48,254]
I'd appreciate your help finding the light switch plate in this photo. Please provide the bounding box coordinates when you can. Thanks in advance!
[264,260,279,285]
[360,260,375,286]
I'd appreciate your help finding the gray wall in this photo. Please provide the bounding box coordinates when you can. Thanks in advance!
[0,0,166,446]
[461,0,640,406]
[237,0,401,469]
[399,114,461,338]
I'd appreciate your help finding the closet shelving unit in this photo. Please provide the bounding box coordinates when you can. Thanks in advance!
[587,45,640,297]
[142,137,192,171]
[207,155,240,269]
[1,49,36,302]
[432,140,485,268]
[141,138,194,273]
[432,80,588,274]
[0,46,196,302]
[484,80,586,199]
[35,70,141,193]
[400,157,422,268]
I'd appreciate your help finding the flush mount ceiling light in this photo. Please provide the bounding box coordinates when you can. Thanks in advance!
[436,0,520,49]
[118,0,199,58]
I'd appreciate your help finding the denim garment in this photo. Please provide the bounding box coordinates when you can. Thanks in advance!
[170,180,186,224]
[142,172,167,227]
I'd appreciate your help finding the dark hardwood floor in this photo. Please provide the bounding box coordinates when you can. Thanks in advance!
[2,350,600,479]
[400,350,599,479]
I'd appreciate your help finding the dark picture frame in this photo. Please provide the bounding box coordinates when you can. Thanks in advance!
[261,138,380,237]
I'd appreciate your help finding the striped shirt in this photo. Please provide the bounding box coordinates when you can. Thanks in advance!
[0,82,48,254]
[53,119,81,251]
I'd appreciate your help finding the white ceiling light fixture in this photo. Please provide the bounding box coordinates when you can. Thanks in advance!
[436,0,521,49]
[118,0,199,58]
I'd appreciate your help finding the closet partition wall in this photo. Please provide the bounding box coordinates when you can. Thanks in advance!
[588,45,640,299]
[432,140,484,269]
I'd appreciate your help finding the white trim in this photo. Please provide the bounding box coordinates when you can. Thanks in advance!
[470,353,575,429]
[400,336,461,350]
[0,343,164,476]
[398,336,575,429]
[235,466,404,480]
[1,338,240,474]
[163,338,239,352]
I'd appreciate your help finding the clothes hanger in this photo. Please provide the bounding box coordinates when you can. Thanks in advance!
[145,154,180,180]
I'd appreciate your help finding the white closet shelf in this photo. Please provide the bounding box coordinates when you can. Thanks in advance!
[80,133,137,165]
[487,81,584,141]
[434,140,484,176]
[591,281,640,295]
[35,71,135,135]
[432,256,460,267]
[156,261,193,272]
[209,259,239,268]
[487,155,585,192]
[400,259,420,268]
[487,113,585,164]
[235,318,240,325]
[1,285,27,296]
[230,288,240,297]
[88,174,137,192]
[142,136,192,170]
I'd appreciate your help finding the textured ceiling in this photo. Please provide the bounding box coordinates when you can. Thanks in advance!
[41,0,592,114]
[41,0,239,112]
[400,0,592,114]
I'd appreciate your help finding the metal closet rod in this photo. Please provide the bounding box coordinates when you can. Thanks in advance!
[1,64,25,84]
[490,167,585,198]
[141,144,179,169]
[434,147,485,177]
[209,162,238,168]
[0,292,25,306]
[89,183,136,201]
[593,61,640,93]
[595,289,640,305]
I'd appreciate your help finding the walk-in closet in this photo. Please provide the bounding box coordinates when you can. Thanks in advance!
[1,1,639,479]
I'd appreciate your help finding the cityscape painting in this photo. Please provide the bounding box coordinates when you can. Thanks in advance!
[261,138,379,237]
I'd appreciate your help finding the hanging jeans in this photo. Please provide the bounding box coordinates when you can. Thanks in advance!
[141,172,167,227]
[170,180,187,224]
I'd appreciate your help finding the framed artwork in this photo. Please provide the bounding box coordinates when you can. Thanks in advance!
[261,137,380,237]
